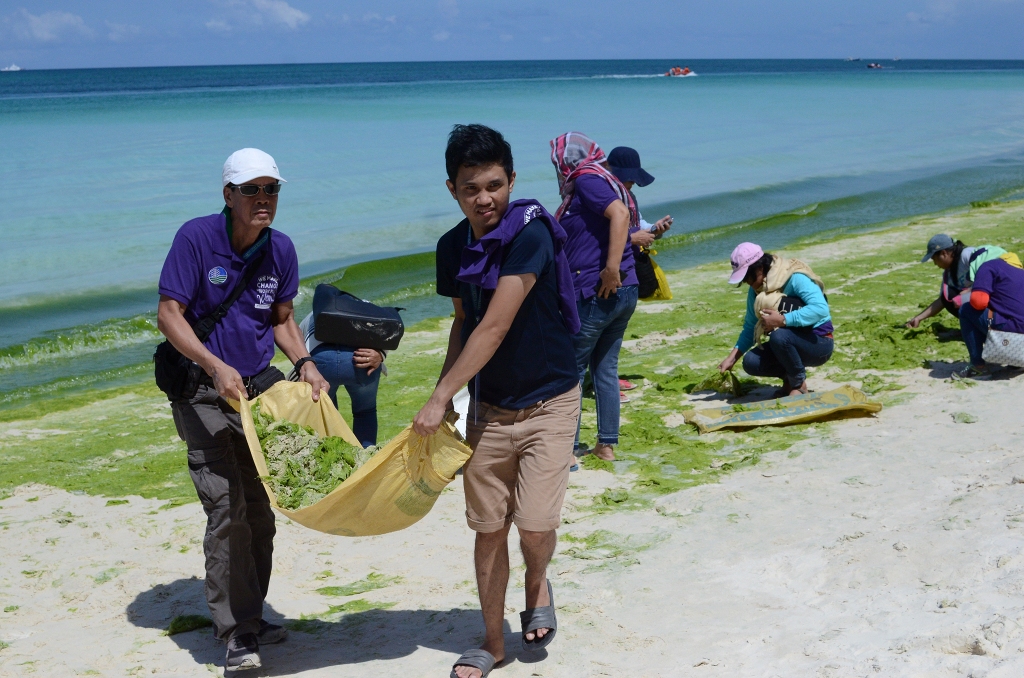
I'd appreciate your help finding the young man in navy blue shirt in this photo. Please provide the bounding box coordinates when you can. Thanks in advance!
[413,125,580,678]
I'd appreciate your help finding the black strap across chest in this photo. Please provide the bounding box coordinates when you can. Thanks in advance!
[193,229,270,342]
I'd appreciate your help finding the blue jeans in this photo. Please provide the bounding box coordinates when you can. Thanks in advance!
[742,327,833,386]
[573,285,639,448]
[959,303,991,367]
[310,344,381,447]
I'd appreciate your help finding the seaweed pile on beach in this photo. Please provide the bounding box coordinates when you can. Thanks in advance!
[252,403,373,510]
[691,369,746,397]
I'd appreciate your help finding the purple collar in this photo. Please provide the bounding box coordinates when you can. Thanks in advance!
[456,199,581,334]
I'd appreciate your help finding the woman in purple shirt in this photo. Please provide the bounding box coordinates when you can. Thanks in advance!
[551,132,639,462]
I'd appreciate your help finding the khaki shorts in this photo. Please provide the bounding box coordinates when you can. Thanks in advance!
[463,385,581,533]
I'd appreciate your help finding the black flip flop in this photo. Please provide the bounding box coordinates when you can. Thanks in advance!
[520,580,557,651]
[450,649,496,678]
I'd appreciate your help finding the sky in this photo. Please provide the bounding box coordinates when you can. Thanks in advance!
[0,0,1022,69]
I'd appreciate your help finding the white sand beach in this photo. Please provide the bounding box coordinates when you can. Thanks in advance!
[3,365,1024,677]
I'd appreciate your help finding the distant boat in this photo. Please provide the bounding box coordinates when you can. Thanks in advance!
[845,57,861,62]
[893,57,901,62]
[1,64,22,72]
[867,63,883,69]
[665,66,695,77]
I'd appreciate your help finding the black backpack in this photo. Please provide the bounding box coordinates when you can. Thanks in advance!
[312,284,405,351]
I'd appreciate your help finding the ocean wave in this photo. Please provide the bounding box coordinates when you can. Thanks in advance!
[590,74,670,79]
[0,315,160,370]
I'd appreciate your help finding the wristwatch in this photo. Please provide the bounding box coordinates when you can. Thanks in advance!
[293,356,316,374]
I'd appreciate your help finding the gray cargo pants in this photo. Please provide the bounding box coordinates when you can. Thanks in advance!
[170,384,276,641]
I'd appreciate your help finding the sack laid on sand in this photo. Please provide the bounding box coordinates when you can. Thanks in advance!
[683,385,881,434]
[236,380,473,536]
[312,284,405,351]
[983,328,1024,367]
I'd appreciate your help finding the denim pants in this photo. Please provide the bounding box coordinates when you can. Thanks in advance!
[959,303,991,366]
[310,344,381,447]
[170,385,275,641]
[572,285,639,447]
[742,327,834,386]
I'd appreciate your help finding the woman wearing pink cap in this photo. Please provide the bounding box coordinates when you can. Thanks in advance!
[718,243,834,397]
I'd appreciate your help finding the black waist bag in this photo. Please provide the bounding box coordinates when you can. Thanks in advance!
[154,342,205,401]
[312,284,405,351]
[634,249,658,299]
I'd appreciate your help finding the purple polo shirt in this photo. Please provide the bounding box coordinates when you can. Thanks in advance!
[559,174,638,300]
[158,210,299,377]
[973,258,1024,333]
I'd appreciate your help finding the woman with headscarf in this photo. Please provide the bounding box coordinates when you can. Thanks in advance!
[550,132,638,462]
[717,242,834,396]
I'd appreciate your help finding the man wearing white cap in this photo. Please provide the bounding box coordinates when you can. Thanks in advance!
[156,148,328,672]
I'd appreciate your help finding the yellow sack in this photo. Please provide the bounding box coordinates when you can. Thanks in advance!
[682,385,881,434]
[640,252,673,301]
[235,380,473,537]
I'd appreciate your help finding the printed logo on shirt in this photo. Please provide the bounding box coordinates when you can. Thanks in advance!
[524,204,541,224]
[208,266,228,285]
[254,274,279,309]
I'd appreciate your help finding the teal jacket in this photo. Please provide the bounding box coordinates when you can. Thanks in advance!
[735,273,831,353]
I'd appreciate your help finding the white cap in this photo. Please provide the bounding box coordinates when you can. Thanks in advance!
[222,148,286,187]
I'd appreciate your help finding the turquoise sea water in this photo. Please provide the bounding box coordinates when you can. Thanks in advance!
[2,59,1024,405]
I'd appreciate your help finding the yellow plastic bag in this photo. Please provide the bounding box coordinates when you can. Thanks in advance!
[682,385,881,434]
[640,251,673,301]
[235,380,473,537]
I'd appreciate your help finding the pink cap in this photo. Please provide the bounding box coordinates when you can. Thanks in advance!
[728,242,764,284]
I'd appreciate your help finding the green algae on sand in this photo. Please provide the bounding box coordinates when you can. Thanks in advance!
[166,615,213,635]
[315,572,402,597]
[4,199,1024,513]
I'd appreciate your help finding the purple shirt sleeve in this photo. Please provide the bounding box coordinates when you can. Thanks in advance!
[158,225,201,308]
[575,174,620,217]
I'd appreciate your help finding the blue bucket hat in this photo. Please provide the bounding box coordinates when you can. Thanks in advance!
[607,147,655,187]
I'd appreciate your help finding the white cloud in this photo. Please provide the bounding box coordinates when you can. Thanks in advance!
[251,0,309,29]
[205,19,232,32]
[905,0,1012,24]
[205,0,309,32]
[106,21,141,42]
[433,30,450,41]
[13,8,92,42]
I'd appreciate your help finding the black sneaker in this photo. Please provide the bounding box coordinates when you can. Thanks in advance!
[225,632,261,672]
[258,619,288,644]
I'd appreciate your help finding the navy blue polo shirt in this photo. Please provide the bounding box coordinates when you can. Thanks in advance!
[436,218,578,410]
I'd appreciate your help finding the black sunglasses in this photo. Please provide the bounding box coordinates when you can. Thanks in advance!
[231,183,282,196]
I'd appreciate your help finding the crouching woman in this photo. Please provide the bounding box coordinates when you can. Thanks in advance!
[957,256,1024,379]
[718,243,834,397]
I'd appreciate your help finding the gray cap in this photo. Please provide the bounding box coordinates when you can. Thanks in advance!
[921,234,955,263]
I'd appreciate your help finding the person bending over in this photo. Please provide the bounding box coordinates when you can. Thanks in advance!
[413,124,581,678]
[957,256,1024,380]
[906,234,1022,378]
[297,312,384,447]
[718,242,834,397]
[906,234,1019,329]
